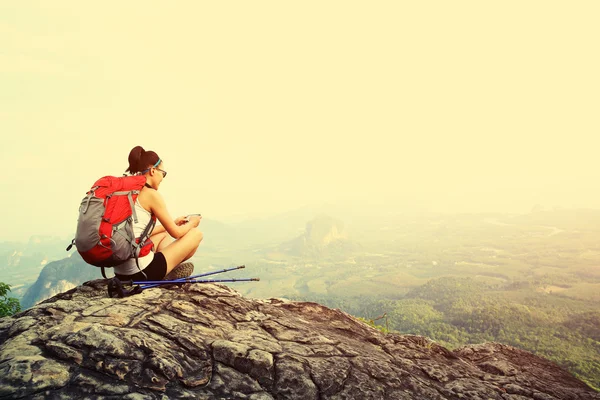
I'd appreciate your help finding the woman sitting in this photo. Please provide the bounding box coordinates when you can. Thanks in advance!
[114,145,203,281]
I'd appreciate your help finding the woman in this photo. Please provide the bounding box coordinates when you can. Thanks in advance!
[113,146,203,281]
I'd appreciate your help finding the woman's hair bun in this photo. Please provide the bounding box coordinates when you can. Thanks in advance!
[125,146,160,175]
[126,146,145,174]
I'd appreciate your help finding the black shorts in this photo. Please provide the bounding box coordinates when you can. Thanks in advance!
[115,252,167,281]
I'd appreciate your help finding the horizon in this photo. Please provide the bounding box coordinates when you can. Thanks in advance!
[1,204,598,244]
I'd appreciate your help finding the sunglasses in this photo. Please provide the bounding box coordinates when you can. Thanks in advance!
[155,168,167,178]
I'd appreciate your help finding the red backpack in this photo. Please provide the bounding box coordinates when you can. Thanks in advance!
[67,175,156,278]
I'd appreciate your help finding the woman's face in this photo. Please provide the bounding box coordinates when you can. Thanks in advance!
[150,162,166,188]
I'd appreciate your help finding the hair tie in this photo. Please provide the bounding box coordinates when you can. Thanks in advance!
[140,158,162,175]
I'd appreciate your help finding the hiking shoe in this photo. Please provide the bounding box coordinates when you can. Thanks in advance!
[164,262,194,280]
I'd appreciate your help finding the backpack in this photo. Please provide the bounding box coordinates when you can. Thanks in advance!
[67,175,156,278]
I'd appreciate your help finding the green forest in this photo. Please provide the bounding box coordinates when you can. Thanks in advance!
[0,283,20,318]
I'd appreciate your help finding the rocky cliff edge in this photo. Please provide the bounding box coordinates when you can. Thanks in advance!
[0,280,597,400]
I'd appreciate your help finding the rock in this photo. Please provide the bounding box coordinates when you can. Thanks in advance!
[0,279,598,399]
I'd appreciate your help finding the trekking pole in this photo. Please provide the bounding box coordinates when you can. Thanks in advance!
[138,265,247,289]
[138,277,260,289]
[135,277,259,286]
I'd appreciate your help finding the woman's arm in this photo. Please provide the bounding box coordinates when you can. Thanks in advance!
[148,190,199,239]
[151,224,166,235]
[152,217,192,236]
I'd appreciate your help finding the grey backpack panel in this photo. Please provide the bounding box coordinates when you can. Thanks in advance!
[111,218,137,262]
[74,197,104,253]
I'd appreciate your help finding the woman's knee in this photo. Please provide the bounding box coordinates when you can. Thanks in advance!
[186,228,203,244]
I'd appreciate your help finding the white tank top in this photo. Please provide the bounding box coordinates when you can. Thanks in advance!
[113,198,155,276]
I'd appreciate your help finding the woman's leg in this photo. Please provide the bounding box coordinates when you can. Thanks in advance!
[159,228,203,274]
[150,232,172,252]
[182,241,200,261]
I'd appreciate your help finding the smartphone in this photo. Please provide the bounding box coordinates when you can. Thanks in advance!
[184,213,202,223]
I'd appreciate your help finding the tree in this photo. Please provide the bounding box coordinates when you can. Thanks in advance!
[0,282,21,317]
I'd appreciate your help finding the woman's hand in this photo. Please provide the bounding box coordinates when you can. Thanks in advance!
[188,215,202,227]
[175,216,188,226]
[175,215,201,227]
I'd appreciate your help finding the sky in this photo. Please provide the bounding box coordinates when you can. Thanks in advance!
[1,1,599,241]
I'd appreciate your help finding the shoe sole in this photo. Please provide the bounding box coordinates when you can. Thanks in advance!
[164,262,195,280]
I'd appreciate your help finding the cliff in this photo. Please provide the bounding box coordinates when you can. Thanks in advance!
[0,280,597,399]
[20,252,102,309]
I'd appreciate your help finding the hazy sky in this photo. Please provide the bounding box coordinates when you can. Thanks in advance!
[2,2,599,241]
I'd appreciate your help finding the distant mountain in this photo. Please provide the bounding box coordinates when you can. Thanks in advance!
[193,218,241,249]
[229,204,353,247]
[0,247,46,272]
[20,252,104,309]
[169,217,293,251]
[0,235,67,271]
[277,215,361,258]
[506,208,600,231]
[24,235,69,257]
[304,215,347,245]
[0,235,74,300]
